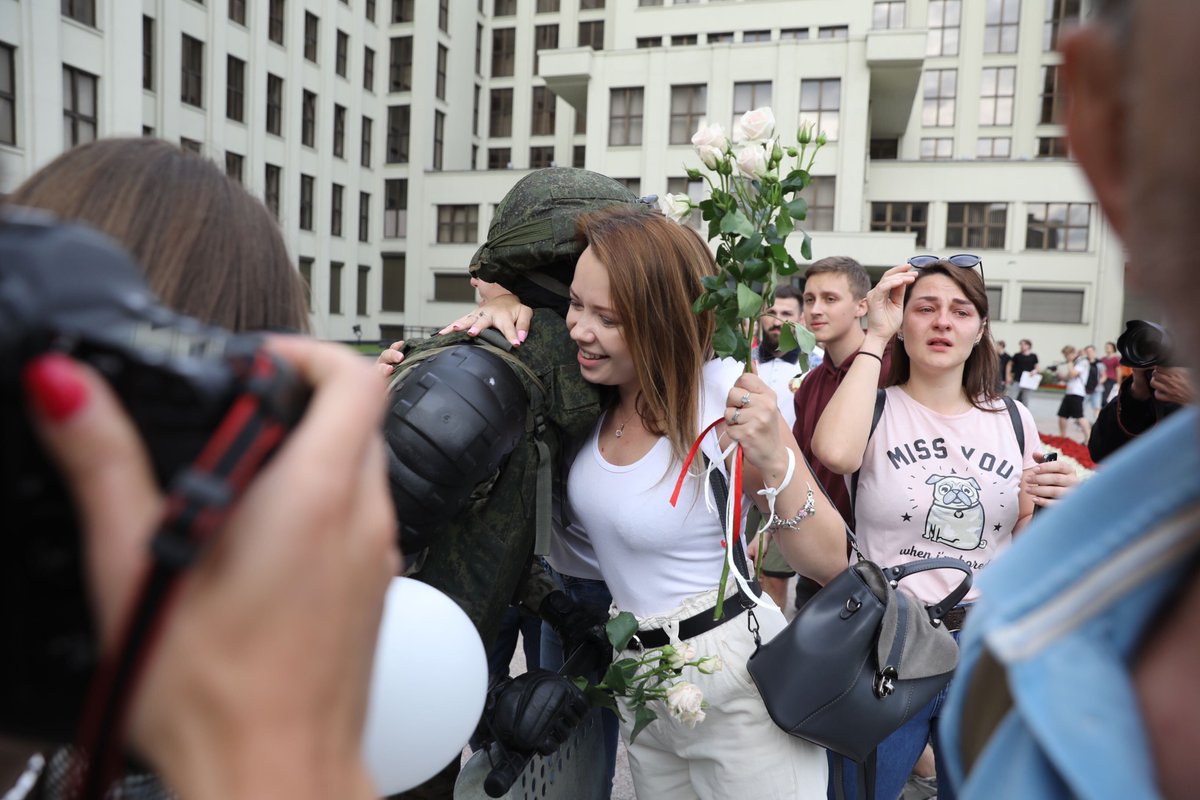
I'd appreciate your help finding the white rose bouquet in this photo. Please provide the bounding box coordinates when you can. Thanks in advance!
[575,611,722,742]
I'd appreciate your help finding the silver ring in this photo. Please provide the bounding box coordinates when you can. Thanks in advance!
[731,408,742,425]
[738,393,751,408]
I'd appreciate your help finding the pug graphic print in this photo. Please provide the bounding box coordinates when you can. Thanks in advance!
[850,387,1039,603]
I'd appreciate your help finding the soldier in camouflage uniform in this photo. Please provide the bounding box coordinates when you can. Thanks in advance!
[382,169,640,799]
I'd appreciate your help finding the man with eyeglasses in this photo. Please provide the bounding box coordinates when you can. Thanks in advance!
[939,1,1200,797]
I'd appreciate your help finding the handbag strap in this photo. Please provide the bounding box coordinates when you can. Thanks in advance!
[884,557,974,622]
[832,749,876,800]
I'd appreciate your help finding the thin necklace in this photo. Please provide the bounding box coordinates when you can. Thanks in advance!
[613,406,637,438]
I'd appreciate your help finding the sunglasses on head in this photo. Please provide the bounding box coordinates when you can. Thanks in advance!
[907,253,985,287]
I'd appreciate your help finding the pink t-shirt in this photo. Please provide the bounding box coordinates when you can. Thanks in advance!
[849,386,1039,604]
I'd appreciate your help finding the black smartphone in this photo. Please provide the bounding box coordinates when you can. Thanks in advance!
[1043,452,1058,463]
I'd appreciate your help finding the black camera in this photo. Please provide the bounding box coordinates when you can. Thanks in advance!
[1117,319,1173,369]
[1,210,309,743]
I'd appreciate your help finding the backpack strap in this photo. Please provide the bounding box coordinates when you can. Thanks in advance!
[849,389,888,519]
[1002,395,1025,456]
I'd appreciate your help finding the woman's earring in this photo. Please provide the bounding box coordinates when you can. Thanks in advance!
[896,333,905,342]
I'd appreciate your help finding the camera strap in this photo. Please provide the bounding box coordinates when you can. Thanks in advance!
[69,350,306,800]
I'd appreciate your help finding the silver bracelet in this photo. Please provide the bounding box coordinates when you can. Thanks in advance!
[764,485,816,532]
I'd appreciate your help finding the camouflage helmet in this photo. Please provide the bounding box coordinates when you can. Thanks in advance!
[470,168,641,297]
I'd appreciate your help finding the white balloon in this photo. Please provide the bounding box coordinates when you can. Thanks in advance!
[363,577,488,795]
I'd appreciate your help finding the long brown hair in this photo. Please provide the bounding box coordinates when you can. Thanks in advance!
[886,261,1001,410]
[576,207,717,463]
[10,138,309,333]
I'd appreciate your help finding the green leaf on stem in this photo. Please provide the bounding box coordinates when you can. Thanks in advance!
[606,611,640,651]
[781,171,811,193]
[775,210,794,239]
[712,324,739,357]
[629,705,659,744]
[741,258,769,281]
[800,232,813,260]
[582,683,622,717]
[770,243,789,263]
[733,233,762,261]
[784,197,809,220]
[736,284,763,318]
[720,210,757,239]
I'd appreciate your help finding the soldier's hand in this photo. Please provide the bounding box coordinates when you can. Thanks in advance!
[484,670,589,756]
[540,590,613,676]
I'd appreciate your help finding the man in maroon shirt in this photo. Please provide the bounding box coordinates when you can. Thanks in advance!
[793,256,892,528]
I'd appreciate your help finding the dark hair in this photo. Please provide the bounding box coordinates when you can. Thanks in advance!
[576,206,716,463]
[886,261,1001,410]
[10,138,309,333]
[803,256,870,300]
[774,284,802,303]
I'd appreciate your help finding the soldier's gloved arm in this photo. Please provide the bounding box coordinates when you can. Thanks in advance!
[514,559,558,613]
[538,589,613,678]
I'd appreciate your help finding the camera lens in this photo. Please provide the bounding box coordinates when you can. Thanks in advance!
[1117,320,1171,369]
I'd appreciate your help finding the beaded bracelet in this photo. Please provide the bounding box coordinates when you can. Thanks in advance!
[762,485,817,532]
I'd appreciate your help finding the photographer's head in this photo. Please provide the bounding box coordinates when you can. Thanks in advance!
[10,137,308,333]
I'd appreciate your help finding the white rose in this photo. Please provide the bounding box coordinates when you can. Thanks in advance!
[733,106,776,143]
[665,681,705,724]
[657,192,693,224]
[735,142,770,179]
[665,642,697,670]
[691,121,729,169]
[697,655,723,674]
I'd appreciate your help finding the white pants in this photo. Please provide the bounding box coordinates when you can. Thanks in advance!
[618,596,827,800]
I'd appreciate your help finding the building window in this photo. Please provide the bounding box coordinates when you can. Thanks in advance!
[984,0,1020,54]
[671,35,698,46]
[799,78,841,141]
[364,47,375,92]
[390,37,413,92]
[299,175,314,231]
[1037,136,1069,158]
[637,0,663,5]
[488,147,512,169]
[1044,0,1081,51]
[976,137,1011,159]
[265,164,281,218]
[181,35,204,108]
[873,1,905,29]
[333,105,346,157]
[1026,202,1090,251]
[609,87,643,146]
[870,138,899,159]
[490,88,513,137]
[638,36,663,48]
[367,0,376,19]
[666,177,703,229]
[576,108,587,134]
[439,0,449,32]
[361,116,373,167]
[492,28,516,77]
[330,262,343,315]
[920,137,954,159]
[669,84,706,145]
[1040,65,1066,125]
[817,26,848,39]
[434,273,476,303]
[387,105,410,162]
[143,17,154,91]
[922,69,957,127]
[62,0,96,27]
[573,145,585,168]
[979,67,1015,127]
[227,56,245,122]
[180,137,202,155]
[336,31,349,78]
[393,0,414,22]
[304,13,319,63]
[229,0,247,25]
[62,66,98,147]
[802,177,835,231]
[302,90,317,147]
[530,145,554,168]
[580,0,605,8]
[433,110,445,170]
[269,0,285,44]
[617,178,641,195]
[870,202,928,247]
[537,0,560,11]
[927,1,961,56]
[494,0,516,16]
[986,286,1003,319]
[357,266,370,316]
[732,81,772,131]
[359,192,371,242]
[743,30,770,43]
[578,20,604,50]
[437,204,479,243]
[331,184,344,237]
[947,202,1008,249]
[534,24,558,73]
[225,151,243,183]
[436,44,448,100]
[381,254,406,311]
[298,257,313,310]
[384,179,408,238]
[780,28,810,40]
[1020,288,1084,323]
[532,86,555,135]
[266,74,283,135]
